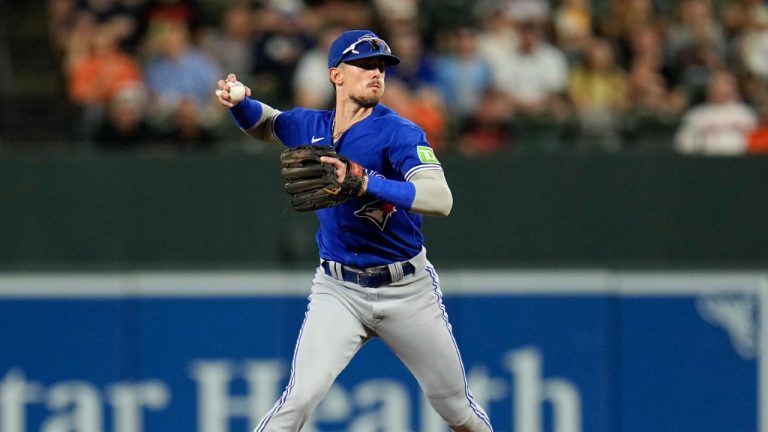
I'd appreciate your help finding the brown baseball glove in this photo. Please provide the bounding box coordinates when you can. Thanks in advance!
[280,146,366,212]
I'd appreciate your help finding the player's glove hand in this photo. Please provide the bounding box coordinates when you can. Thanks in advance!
[280,146,366,212]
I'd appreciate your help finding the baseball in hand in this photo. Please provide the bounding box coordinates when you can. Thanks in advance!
[227,81,246,103]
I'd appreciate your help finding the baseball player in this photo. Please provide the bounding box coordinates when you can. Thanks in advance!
[215,30,493,432]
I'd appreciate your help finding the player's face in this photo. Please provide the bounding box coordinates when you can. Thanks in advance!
[338,58,386,108]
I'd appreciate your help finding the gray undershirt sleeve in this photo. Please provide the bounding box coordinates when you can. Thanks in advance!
[408,169,453,217]
[243,102,283,144]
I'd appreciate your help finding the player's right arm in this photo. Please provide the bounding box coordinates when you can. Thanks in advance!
[215,73,283,144]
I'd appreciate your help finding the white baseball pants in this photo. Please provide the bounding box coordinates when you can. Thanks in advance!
[254,249,492,432]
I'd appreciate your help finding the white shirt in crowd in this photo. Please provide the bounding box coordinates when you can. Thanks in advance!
[293,48,335,108]
[674,102,757,155]
[489,42,568,104]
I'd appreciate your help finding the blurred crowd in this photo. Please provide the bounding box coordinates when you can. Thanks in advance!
[47,0,768,156]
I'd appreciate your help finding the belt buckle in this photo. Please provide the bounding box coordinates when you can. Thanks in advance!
[356,267,380,287]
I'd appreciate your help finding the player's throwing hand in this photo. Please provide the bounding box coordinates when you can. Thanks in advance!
[215,73,251,108]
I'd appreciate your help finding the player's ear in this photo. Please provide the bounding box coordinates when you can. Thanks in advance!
[329,67,343,87]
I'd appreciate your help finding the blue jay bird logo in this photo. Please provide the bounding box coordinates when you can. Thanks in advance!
[354,200,397,230]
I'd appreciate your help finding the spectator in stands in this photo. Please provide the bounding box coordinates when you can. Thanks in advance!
[740,72,768,111]
[160,97,216,150]
[489,17,570,120]
[625,58,686,121]
[674,69,757,155]
[41,0,768,157]
[72,0,133,25]
[66,21,142,108]
[717,0,757,47]
[456,89,514,156]
[553,0,594,62]
[382,79,446,152]
[140,0,203,38]
[199,3,255,83]
[385,24,439,93]
[92,83,157,149]
[504,0,551,25]
[309,0,377,32]
[741,0,768,28]
[738,5,768,84]
[59,9,98,71]
[666,0,728,103]
[51,0,143,54]
[617,23,687,150]
[65,21,144,144]
[477,0,551,74]
[599,0,661,61]
[143,21,222,128]
[476,6,518,83]
[49,0,79,55]
[249,6,313,107]
[666,0,728,63]
[569,38,628,151]
[292,25,344,109]
[626,26,678,90]
[373,0,419,30]
[624,59,687,152]
[434,25,492,122]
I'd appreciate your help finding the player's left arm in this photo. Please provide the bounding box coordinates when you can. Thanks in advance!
[404,169,453,216]
[321,158,452,217]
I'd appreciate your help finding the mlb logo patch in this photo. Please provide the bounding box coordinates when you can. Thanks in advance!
[417,146,439,164]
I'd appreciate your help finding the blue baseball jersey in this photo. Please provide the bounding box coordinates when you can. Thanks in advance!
[272,104,442,268]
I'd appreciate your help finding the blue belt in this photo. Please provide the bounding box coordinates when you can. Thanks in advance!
[321,261,415,288]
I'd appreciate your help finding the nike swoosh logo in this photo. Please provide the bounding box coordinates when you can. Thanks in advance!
[311,136,324,143]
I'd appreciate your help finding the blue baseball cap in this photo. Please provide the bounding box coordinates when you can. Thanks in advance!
[327,30,401,68]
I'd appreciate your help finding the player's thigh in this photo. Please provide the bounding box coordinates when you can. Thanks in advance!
[292,284,370,382]
[377,287,467,396]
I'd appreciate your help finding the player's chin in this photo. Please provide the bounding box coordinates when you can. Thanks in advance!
[351,93,381,109]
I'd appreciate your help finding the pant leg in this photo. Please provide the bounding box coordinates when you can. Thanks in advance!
[255,275,369,432]
[376,266,493,432]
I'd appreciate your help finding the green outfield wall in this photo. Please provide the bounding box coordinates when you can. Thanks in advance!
[2,152,767,269]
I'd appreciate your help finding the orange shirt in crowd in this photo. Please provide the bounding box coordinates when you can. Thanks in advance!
[68,50,142,106]
[747,127,768,153]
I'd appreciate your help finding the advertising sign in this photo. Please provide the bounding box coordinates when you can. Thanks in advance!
[1,271,764,432]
